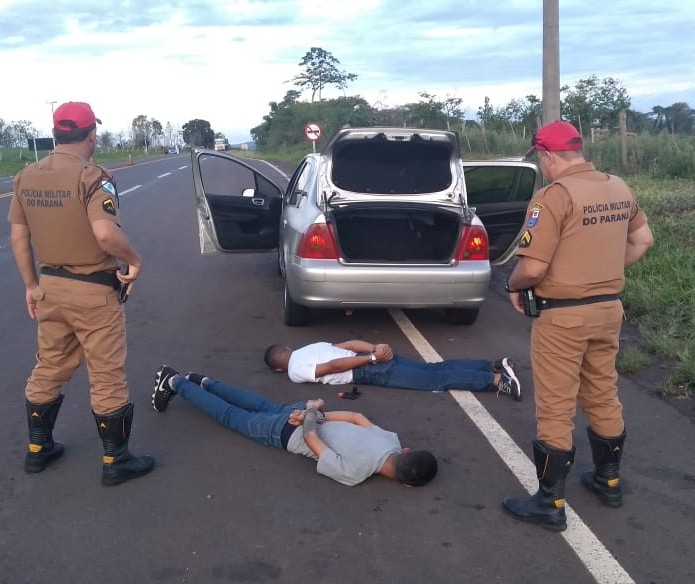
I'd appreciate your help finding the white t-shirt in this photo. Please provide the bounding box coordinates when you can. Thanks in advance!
[287,342,355,384]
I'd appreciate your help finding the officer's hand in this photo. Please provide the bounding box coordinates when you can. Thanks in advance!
[117,264,141,284]
[25,286,42,320]
[508,292,525,315]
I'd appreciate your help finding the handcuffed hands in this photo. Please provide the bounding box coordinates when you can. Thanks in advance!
[374,343,393,362]
[302,408,325,433]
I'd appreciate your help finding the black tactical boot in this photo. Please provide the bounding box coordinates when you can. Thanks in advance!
[503,440,576,532]
[93,402,155,486]
[581,426,626,508]
[25,394,65,473]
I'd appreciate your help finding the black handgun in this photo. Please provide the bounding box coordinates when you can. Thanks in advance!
[118,266,130,304]
[521,288,540,318]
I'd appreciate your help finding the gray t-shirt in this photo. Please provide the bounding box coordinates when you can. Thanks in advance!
[287,421,402,486]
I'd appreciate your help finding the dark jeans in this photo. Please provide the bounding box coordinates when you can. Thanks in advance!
[172,377,305,449]
[353,355,494,391]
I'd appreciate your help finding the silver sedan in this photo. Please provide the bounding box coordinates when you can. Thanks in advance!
[192,127,540,326]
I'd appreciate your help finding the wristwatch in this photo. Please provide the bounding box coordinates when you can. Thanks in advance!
[504,278,517,293]
[369,353,377,364]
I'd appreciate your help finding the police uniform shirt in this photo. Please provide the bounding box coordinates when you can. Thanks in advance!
[8,152,121,274]
[516,162,648,299]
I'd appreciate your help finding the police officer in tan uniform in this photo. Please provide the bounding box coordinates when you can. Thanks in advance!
[501,121,654,531]
[8,101,154,486]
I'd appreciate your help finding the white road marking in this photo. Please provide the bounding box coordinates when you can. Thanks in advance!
[178,166,188,170]
[157,172,171,178]
[0,192,12,199]
[388,308,636,584]
[257,159,290,179]
[119,185,142,196]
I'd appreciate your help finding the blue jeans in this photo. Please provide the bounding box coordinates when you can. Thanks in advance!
[353,355,494,392]
[172,376,305,449]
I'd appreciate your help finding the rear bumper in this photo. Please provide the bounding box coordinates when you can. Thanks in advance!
[286,257,491,309]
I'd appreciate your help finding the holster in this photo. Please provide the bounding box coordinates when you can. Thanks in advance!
[521,289,540,318]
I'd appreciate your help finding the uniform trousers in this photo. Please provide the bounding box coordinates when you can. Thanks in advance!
[24,274,129,415]
[531,300,625,450]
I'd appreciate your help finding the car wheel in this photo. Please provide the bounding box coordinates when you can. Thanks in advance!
[283,281,310,326]
[445,308,480,325]
[276,248,284,277]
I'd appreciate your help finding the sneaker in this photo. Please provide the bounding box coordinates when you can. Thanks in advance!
[496,358,522,401]
[185,372,206,386]
[493,357,517,373]
[153,365,179,412]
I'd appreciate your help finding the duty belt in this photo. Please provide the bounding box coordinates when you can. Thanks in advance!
[40,266,120,290]
[536,294,620,310]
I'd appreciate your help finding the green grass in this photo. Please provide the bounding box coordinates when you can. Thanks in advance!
[0,148,170,179]
[617,348,652,374]
[621,176,695,397]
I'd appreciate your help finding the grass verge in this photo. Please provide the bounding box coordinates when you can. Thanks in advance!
[0,148,170,179]
[622,176,694,398]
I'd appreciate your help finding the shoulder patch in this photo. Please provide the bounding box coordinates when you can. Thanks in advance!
[519,230,532,248]
[102,198,117,216]
[527,203,543,228]
[101,180,117,197]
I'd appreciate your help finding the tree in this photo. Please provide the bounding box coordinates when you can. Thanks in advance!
[98,131,114,150]
[407,92,447,128]
[182,119,214,148]
[290,47,358,102]
[251,90,305,147]
[131,115,162,150]
[442,96,464,131]
[477,96,509,131]
[661,102,694,134]
[0,119,38,148]
[561,75,631,133]
[151,119,163,147]
[502,95,542,134]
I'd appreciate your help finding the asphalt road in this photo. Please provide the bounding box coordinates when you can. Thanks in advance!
[0,154,693,584]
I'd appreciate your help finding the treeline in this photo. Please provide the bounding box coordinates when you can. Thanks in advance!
[250,49,695,177]
[249,91,695,178]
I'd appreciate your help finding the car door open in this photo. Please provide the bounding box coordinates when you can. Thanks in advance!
[191,150,284,254]
[463,160,542,265]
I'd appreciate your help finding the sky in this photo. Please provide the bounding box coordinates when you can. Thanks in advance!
[1,0,695,144]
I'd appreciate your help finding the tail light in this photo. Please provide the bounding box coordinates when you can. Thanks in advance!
[296,223,340,259]
[455,225,489,261]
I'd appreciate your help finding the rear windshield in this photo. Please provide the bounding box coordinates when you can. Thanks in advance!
[331,136,453,194]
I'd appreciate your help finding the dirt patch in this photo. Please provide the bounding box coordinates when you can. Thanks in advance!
[619,321,695,424]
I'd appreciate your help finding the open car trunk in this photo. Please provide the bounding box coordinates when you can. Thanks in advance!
[328,204,463,264]
[329,134,455,194]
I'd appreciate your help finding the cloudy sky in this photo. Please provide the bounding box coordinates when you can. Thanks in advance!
[1,0,694,143]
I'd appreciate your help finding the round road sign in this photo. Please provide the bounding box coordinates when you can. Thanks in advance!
[304,123,322,141]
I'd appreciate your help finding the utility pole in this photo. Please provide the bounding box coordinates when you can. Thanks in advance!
[542,0,561,124]
[46,100,57,148]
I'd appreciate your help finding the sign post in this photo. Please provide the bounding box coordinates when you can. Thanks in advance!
[304,122,322,153]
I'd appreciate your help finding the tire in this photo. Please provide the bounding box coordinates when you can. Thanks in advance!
[445,308,480,326]
[283,281,310,326]
[276,247,284,276]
